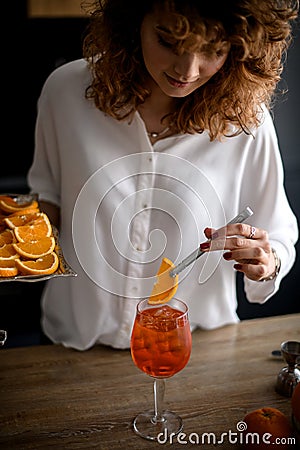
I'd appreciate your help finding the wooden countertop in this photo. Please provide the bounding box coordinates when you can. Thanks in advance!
[0,313,299,449]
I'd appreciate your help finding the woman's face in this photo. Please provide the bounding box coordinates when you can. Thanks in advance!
[140,11,230,98]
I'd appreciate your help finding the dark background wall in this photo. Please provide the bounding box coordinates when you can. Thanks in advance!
[237,21,300,320]
[1,4,299,347]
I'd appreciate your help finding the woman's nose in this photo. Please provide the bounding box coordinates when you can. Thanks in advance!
[173,52,200,81]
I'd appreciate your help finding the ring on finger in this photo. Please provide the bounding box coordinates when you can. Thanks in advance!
[249,226,256,239]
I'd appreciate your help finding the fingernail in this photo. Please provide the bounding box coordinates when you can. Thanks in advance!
[204,227,212,237]
[200,242,210,250]
[234,264,242,271]
[223,252,232,260]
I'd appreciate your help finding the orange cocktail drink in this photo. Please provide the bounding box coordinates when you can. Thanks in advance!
[130,297,191,440]
[131,301,191,378]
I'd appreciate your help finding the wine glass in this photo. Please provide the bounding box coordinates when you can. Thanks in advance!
[130,297,192,441]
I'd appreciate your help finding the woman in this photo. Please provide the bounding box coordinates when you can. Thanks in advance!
[28,0,299,350]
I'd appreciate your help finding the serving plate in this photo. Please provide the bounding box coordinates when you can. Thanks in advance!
[0,193,77,282]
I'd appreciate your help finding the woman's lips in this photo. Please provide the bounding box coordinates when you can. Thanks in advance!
[165,73,191,88]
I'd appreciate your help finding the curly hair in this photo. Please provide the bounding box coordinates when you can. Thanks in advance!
[82,0,299,141]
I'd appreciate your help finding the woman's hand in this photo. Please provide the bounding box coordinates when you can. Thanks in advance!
[200,223,276,281]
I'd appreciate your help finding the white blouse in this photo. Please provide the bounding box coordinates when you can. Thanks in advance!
[28,59,298,350]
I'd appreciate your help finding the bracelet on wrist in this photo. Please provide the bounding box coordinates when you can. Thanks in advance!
[259,248,281,282]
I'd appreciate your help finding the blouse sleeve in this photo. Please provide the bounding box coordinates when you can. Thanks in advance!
[240,108,298,303]
[27,77,61,208]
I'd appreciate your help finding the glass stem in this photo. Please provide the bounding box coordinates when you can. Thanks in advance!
[152,378,166,423]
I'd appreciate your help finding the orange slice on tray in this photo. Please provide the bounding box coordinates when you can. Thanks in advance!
[13,215,52,242]
[0,259,19,277]
[0,196,16,213]
[13,236,56,259]
[148,257,179,305]
[0,214,7,229]
[15,252,59,276]
[0,197,39,214]
[9,207,40,216]
[0,244,19,260]
[4,212,43,229]
[0,229,16,246]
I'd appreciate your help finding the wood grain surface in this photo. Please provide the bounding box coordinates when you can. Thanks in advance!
[0,314,299,449]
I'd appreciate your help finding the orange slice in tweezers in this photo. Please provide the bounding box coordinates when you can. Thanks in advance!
[148,257,179,305]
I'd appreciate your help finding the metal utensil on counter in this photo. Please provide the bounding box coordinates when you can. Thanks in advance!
[0,330,7,346]
[272,349,300,364]
[275,341,300,397]
[272,349,283,358]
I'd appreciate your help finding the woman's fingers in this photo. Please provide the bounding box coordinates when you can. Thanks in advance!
[233,261,269,281]
[200,222,275,281]
[200,224,268,252]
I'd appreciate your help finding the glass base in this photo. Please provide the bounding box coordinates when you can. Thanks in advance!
[133,409,183,441]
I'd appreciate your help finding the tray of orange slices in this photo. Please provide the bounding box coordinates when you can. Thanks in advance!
[0,193,77,282]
